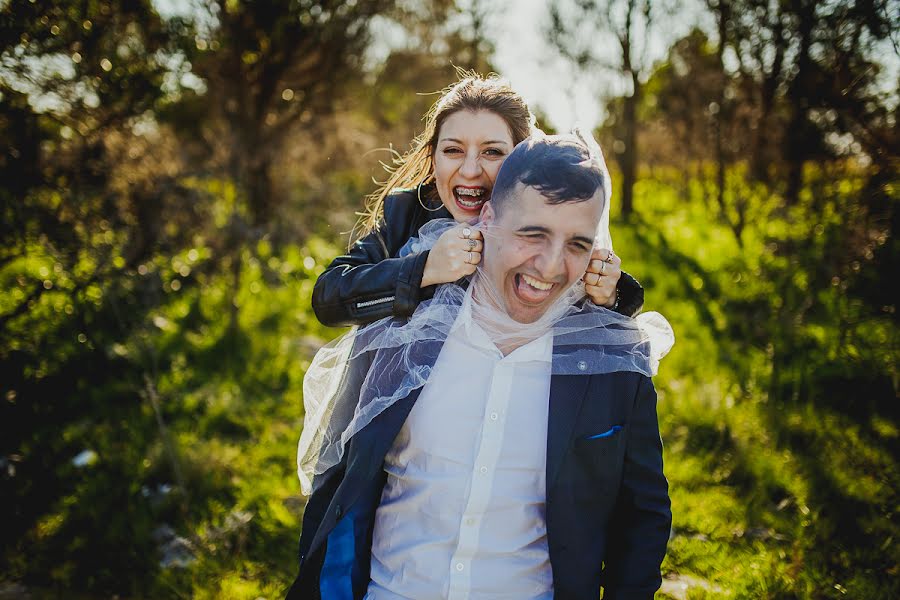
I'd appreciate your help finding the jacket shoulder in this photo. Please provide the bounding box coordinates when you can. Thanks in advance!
[380,187,438,253]
[600,370,654,403]
[381,188,420,223]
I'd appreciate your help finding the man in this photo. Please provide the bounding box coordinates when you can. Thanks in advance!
[287,135,671,600]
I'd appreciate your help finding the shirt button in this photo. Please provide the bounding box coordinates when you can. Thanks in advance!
[490,412,498,421]
[456,563,464,571]
[577,360,587,371]
[479,466,487,474]
[466,517,475,526]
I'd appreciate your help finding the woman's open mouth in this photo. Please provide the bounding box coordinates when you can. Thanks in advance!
[453,186,488,212]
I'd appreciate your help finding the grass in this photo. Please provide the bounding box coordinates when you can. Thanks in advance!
[3,168,896,598]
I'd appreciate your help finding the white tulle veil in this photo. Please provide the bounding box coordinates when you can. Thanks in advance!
[296,130,674,494]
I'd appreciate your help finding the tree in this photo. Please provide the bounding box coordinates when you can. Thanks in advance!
[642,28,756,243]
[181,0,398,228]
[546,0,662,218]
[0,1,204,592]
[710,0,897,204]
[454,0,497,73]
[0,0,452,592]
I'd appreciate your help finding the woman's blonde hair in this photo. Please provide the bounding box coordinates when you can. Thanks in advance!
[354,70,536,242]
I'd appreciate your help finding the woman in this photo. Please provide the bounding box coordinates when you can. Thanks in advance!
[311,72,643,327]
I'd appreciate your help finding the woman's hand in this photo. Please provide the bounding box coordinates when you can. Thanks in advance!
[421,225,484,287]
[582,248,621,308]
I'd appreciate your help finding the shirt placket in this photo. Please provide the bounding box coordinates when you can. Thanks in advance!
[447,360,515,600]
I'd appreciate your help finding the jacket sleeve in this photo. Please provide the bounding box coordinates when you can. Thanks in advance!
[311,197,433,327]
[615,271,644,317]
[600,375,671,599]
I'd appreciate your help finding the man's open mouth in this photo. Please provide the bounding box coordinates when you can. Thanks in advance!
[453,186,488,211]
[514,273,556,303]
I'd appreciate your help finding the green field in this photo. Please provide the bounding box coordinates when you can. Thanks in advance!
[4,165,895,599]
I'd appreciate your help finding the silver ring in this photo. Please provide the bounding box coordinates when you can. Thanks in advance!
[600,261,606,274]
[467,251,474,264]
[467,239,477,248]
[462,227,472,239]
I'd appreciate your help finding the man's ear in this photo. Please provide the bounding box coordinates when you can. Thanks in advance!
[480,201,495,224]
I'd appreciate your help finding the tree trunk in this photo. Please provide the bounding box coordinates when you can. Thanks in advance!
[784,1,815,206]
[714,0,731,240]
[619,72,640,219]
[247,158,274,228]
[750,6,786,183]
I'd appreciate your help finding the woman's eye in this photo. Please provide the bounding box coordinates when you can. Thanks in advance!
[484,148,505,157]
[442,147,462,155]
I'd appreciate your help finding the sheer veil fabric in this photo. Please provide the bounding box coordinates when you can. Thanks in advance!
[297,132,674,495]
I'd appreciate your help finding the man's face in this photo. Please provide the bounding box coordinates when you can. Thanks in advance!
[480,184,603,323]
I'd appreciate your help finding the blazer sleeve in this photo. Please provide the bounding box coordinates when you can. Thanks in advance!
[600,375,671,599]
[311,196,433,327]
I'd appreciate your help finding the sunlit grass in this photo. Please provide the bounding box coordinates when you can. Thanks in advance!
[4,167,895,598]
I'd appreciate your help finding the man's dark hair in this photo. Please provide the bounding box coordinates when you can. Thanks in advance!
[490,133,608,215]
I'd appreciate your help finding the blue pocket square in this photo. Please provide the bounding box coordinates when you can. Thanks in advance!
[585,425,623,440]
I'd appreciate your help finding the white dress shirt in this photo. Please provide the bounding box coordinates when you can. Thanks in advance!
[366,293,554,600]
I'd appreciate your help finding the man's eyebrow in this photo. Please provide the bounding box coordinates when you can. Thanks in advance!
[516,225,594,245]
[438,137,510,146]
[517,225,551,234]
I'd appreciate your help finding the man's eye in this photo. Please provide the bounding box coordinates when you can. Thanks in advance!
[571,243,590,253]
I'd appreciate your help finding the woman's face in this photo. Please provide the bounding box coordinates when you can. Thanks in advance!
[432,110,515,222]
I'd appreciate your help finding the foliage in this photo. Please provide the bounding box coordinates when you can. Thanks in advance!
[546,0,668,217]
[1,199,339,595]
[619,161,898,599]
[1,1,897,599]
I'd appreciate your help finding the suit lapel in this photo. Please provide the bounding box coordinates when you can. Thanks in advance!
[361,386,423,478]
[307,381,427,557]
[339,337,444,508]
[546,374,591,488]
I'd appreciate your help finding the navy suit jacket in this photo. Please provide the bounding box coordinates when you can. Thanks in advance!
[286,335,671,600]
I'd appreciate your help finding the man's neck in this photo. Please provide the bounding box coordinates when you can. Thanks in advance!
[469,288,546,356]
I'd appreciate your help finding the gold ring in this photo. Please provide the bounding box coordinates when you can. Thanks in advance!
[607,250,615,262]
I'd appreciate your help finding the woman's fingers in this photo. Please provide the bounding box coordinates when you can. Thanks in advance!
[453,225,481,272]
[588,259,608,274]
[462,238,484,253]
[458,226,484,241]
[583,247,622,308]
[462,250,481,268]
[584,270,618,305]
[586,248,621,274]
[455,226,484,259]
[584,281,616,307]
[423,227,483,286]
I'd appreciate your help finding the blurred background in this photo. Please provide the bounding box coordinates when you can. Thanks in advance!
[1,1,897,598]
